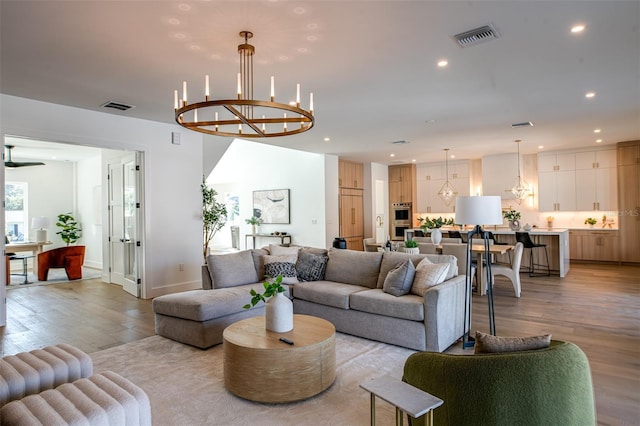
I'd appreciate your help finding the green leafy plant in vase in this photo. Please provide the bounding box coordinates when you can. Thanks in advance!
[403,239,419,254]
[56,213,82,246]
[245,216,263,234]
[584,217,598,228]
[243,275,293,332]
[502,210,522,231]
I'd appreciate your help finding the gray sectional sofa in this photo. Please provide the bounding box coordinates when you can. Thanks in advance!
[152,246,467,352]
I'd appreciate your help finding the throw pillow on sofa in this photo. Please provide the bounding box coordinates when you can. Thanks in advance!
[474,331,552,354]
[382,259,416,296]
[410,258,450,296]
[296,251,328,282]
[264,254,299,284]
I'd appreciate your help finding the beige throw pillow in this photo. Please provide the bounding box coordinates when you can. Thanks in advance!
[474,331,552,354]
[269,244,300,258]
[410,258,450,296]
[382,259,416,296]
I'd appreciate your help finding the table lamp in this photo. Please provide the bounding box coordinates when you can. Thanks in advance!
[455,196,503,348]
[31,217,51,243]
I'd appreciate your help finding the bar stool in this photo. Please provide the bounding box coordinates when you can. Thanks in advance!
[515,232,550,277]
[7,253,34,284]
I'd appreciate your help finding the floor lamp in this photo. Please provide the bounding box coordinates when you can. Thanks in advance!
[455,196,503,348]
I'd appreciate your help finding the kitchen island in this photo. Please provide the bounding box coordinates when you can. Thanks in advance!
[489,228,570,277]
[406,227,570,277]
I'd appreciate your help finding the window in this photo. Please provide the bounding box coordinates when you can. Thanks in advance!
[5,182,28,242]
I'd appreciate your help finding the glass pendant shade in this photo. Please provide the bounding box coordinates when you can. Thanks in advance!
[510,176,529,205]
[438,148,458,206]
[438,181,458,206]
[510,140,529,204]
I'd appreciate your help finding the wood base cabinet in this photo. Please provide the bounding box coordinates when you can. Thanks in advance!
[617,141,640,263]
[569,230,619,262]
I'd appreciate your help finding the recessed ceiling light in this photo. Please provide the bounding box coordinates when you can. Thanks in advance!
[571,24,585,33]
[390,153,395,157]
[538,145,544,149]
[323,137,330,142]
[437,60,448,67]
[594,129,601,133]
[596,139,603,143]
[585,92,596,98]
[450,154,455,159]
[412,159,416,163]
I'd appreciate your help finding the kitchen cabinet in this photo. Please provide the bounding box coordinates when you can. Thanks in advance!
[339,160,364,189]
[575,149,617,211]
[617,141,640,263]
[339,188,364,251]
[389,164,416,204]
[570,230,619,262]
[416,161,469,213]
[538,152,576,172]
[538,169,576,211]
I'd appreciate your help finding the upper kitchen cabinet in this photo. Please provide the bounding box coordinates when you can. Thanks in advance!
[339,159,364,189]
[575,149,617,211]
[416,160,470,213]
[538,152,577,211]
[389,164,416,204]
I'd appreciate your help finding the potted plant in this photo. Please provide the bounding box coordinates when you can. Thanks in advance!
[56,213,82,245]
[243,275,292,332]
[585,217,598,228]
[245,216,263,234]
[417,216,453,245]
[503,210,522,231]
[202,177,228,261]
[403,239,419,254]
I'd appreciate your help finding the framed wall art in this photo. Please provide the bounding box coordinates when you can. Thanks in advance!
[253,189,290,224]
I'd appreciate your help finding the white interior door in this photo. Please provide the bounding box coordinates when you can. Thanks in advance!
[108,153,141,297]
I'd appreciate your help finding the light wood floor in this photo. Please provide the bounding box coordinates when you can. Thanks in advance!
[1,263,638,425]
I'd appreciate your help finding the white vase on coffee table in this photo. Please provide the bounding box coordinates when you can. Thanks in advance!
[430,228,442,245]
[266,292,293,333]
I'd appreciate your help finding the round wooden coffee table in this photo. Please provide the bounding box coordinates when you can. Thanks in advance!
[223,314,336,403]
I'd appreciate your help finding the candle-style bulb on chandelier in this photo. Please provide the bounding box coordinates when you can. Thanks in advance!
[510,139,529,204]
[438,148,458,206]
[174,31,315,138]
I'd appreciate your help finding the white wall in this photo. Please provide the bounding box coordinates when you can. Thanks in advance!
[77,154,103,269]
[208,139,329,249]
[1,94,203,303]
[5,159,75,246]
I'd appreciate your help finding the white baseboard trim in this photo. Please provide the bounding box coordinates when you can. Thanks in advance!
[145,280,202,299]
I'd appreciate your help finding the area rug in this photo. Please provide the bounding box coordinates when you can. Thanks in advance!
[91,333,419,425]
[6,266,101,288]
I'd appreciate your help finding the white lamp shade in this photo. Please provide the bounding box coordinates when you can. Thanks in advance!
[455,196,503,226]
[31,216,50,229]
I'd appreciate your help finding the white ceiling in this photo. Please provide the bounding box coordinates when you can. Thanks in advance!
[1,1,639,164]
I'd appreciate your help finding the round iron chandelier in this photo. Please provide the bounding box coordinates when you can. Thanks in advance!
[174,31,314,138]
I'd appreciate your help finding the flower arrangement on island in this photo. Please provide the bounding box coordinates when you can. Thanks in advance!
[417,216,454,231]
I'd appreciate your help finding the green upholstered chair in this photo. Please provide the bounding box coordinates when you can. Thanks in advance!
[402,340,596,426]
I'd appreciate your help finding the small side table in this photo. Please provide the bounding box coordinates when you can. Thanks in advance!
[360,375,443,426]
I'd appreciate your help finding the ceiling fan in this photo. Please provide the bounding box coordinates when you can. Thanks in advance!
[4,145,45,168]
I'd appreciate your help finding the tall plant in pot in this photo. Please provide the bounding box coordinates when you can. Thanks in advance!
[202,177,227,261]
[56,213,82,245]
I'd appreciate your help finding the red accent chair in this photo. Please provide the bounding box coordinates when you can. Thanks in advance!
[37,246,86,281]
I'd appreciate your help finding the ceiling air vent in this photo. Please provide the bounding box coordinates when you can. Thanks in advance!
[512,121,534,128]
[391,140,410,145]
[101,101,134,111]
[453,24,500,48]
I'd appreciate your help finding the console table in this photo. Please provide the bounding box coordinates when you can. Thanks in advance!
[245,233,292,249]
[360,375,443,426]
